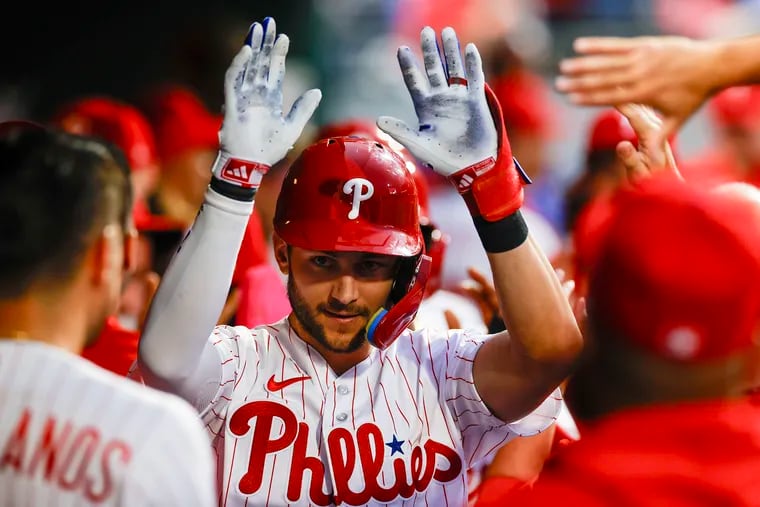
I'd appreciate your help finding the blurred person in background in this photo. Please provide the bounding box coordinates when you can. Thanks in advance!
[682,85,760,187]
[555,108,638,295]
[488,105,760,506]
[51,96,182,375]
[0,122,215,505]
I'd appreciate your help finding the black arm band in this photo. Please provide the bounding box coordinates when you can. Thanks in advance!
[210,177,257,202]
[473,210,529,253]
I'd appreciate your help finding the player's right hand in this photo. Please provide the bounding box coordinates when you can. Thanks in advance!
[213,17,322,190]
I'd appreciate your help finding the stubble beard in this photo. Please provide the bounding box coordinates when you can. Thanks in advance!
[287,275,368,354]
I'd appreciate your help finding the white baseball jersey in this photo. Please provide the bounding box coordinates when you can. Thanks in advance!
[189,317,561,506]
[0,340,216,506]
[414,290,488,335]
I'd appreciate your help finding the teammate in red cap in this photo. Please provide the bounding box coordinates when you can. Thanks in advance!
[482,105,760,507]
[52,96,161,204]
[136,18,581,506]
[141,83,270,325]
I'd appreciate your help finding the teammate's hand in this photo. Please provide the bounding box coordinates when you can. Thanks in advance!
[377,26,497,176]
[614,103,683,186]
[555,35,716,144]
[213,17,321,189]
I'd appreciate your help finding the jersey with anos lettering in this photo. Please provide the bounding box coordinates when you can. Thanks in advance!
[0,340,216,507]
[199,318,562,506]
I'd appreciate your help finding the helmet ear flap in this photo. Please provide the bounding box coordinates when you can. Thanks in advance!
[365,254,432,350]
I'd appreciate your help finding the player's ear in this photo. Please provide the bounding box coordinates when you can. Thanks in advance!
[90,224,123,286]
[272,232,289,275]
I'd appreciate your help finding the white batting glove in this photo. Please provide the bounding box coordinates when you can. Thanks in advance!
[212,17,321,190]
[377,26,497,176]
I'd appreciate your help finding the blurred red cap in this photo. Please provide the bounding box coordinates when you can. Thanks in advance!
[131,199,186,233]
[709,85,760,129]
[490,69,555,138]
[53,96,158,171]
[588,176,760,362]
[587,108,638,154]
[143,85,221,163]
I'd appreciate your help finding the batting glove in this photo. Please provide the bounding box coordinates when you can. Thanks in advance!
[378,27,530,221]
[212,17,321,193]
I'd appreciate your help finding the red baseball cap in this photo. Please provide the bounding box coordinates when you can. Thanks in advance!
[142,85,221,163]
[490,69,555,138]
[586,108,638,154]
[131,199,186,233]
[709,85,760,129]
[588,176,760,362]
[53,96,158,171]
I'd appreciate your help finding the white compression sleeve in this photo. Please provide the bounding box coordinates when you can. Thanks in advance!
[137,187,253,393]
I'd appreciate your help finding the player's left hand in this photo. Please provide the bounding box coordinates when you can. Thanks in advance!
[614,103,683,186]
[377,26,497,176]
[213,17,322,189]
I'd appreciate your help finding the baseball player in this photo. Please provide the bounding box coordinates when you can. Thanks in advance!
[0,122,215,505]
[497,106,760,506]
[136,18,582,506]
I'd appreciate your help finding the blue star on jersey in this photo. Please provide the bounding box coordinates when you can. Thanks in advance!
[385,435,405,456]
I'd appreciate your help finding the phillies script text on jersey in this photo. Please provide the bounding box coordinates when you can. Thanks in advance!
[229,400,461,504]
[1,408,130,502]
[190,318,561,506]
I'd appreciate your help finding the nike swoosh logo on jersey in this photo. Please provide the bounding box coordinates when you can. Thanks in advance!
[266,374,311,392]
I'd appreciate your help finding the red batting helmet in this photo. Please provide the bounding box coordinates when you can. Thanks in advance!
[274,136,431,349]
[315,119,448,294]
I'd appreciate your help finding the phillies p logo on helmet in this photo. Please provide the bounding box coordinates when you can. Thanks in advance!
[342,178,374,219]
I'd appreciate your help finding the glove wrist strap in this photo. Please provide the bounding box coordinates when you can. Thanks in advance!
[212,153,270,189]
[447,84,531,221]
[473,210,529,253]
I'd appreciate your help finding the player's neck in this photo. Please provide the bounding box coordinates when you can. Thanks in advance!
[0,289,88,354]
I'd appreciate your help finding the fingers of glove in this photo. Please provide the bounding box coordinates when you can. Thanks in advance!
[244,23,264,88]
[421,26,447,89]
[285,88,322,129]
[267,34,290,91]
[376,116,419,151]
[397,46,428,103]
[441,27,466,87]
[464,43,485,93]
[255,17,277,85]
[225,45,253,113]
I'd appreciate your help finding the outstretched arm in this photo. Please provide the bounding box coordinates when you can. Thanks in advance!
[378,27,582,423]
[556,34,760,143]
[137,18,320,396]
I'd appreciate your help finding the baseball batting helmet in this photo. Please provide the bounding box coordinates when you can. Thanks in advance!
[274,136,431,349]
[315,119,449,295]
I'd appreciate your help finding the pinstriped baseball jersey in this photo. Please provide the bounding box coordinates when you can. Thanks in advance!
[0,341,216,506]
[200,317,561,506]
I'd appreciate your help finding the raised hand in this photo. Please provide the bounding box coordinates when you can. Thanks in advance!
[614,103,683,186]
[214,17,321,190]
[555,35,717,144]
[377,26,497,175]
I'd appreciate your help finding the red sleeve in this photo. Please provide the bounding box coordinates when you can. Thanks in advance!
[82,316,140,377]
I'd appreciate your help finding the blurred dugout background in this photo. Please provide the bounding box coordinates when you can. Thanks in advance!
[2,0,760,194]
